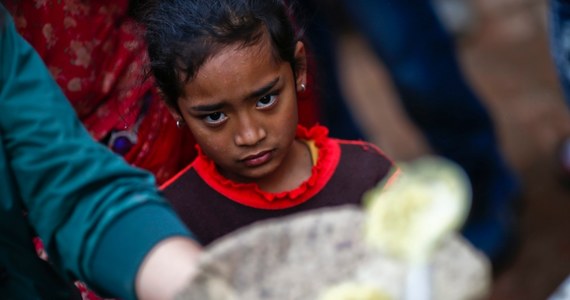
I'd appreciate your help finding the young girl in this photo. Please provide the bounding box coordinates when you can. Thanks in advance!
[143,0,395,245]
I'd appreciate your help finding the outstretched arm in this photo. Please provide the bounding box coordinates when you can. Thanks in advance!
[136,237,201,300]
[0,5,201,299]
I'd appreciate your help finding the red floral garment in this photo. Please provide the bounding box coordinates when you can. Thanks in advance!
[4,0,196,184]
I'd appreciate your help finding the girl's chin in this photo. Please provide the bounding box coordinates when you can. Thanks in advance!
[223,166,277,184]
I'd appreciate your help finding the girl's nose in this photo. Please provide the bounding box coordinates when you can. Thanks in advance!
[234,115,266,146]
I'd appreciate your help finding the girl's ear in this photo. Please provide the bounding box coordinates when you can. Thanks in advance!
[167,106,185,128]
[294,41,307,92]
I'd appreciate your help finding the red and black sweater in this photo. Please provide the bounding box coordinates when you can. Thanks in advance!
[161,125,395,245]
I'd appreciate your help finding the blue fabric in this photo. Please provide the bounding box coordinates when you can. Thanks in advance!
[302,0,519,261]
[550,0,570,105]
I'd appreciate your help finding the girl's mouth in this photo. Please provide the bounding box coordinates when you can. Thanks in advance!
[242,150,273,167]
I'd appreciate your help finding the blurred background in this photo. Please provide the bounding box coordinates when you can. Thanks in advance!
[302,0,570,298]
[7,0,568,298]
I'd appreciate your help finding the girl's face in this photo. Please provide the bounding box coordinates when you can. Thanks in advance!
[176,35,307,184]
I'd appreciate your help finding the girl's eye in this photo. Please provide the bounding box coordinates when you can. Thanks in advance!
[256,94,278,109]
[203,112,228,125]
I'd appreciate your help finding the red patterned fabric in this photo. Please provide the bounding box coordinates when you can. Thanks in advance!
[5,0,196,185]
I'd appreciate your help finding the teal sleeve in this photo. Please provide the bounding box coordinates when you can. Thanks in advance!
[0,5,193,299]
[91,204,193,300]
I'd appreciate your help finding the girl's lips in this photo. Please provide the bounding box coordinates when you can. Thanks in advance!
[242,150,273,167]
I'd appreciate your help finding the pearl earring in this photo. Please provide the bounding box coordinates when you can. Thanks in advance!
[300,83,306,92]
[176,119,184,128]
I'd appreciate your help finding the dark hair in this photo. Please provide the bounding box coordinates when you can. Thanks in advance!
[142,0,303,111]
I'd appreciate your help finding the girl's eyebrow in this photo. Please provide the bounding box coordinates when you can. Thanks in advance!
[190,77,280,112]
[191,102,225,112]
[248,77,280,99]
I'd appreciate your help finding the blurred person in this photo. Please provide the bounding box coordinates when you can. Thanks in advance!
[549,0,570,182]
[3,0,196,185]
[4,2,199,298]
[298,0,520,266]
[0,6,201,299]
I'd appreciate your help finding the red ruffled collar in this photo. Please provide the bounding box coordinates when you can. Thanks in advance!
[192,125,341,209]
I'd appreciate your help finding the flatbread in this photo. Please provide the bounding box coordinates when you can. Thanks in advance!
[176,205,490,300]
